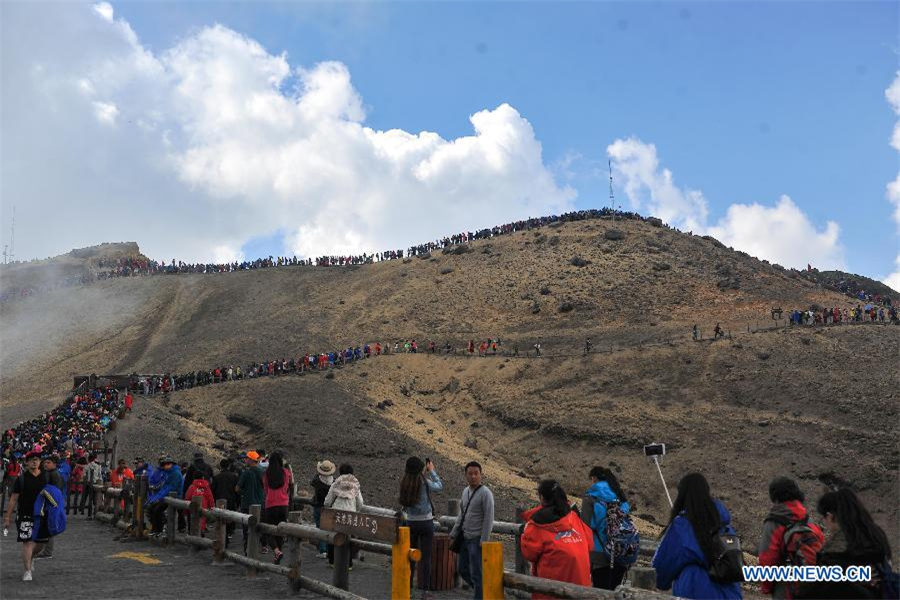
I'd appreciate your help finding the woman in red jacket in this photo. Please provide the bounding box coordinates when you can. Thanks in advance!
[184,476,215,533]
[520,479,593,598]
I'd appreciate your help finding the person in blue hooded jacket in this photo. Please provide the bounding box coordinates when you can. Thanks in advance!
[580,466,632,590]
[652,473,743,600]
[146,457,183,537]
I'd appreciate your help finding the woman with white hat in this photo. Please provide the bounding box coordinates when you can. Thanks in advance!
[310,460,335,558]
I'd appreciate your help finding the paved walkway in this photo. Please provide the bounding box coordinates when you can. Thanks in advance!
[1,516,470,599]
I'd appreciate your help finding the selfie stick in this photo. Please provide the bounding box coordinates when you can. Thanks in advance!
[653,455,673,508]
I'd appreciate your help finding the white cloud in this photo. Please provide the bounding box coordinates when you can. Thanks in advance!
[706,196,844,270]
[886,72,900,222]
[607,137,708,232]
[92,2,114,23]
[92,100,118,125]
[882,72,900,291]
[883,256,900,294]
[0,5,574,263]
[607,137,846,271]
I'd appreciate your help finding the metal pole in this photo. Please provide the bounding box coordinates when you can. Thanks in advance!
[653,456,673,508]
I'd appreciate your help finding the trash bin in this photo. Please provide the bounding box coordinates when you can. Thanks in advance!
[417,533,456,591]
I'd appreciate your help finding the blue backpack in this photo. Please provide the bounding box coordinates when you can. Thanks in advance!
[597,500,640,568]
[33,484,67,538]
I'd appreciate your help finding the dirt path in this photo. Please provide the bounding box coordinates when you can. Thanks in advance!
[0,515,472,599]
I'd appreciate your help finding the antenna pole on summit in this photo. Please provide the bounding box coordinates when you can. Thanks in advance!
[608,160,614,208]
[9,205,15,263]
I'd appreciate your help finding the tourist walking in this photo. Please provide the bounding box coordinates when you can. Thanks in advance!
[581,466,638,590]
[262,451,293,564]
[310,460,336,558]
[324,464,364,569]
[757,477,824,599]
[399,457,443,594]
[236,451,266,555]
[449,461,495,599]
[520,479,592,597]
[3,451,49,580]
[800,488,894,599]
[652,473,742,599]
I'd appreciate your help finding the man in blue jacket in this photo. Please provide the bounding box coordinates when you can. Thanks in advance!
[146,457,183,538]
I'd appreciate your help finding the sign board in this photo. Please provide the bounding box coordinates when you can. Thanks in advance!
[771,307,783,320]
[320,508,398,544]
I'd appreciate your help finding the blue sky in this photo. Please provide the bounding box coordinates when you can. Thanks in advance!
[2,1,899,283]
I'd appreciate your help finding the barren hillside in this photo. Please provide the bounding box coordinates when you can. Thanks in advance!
[1,218,897,547]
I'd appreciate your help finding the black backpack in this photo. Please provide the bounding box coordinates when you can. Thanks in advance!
[708,529,744,584]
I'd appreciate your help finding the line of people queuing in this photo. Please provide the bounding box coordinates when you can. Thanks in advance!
[114,453,900,600]
[788,305,897,326]
[797,270,895,308]
[2,375,898,596]
[2,406,898,600]
[127,342,390,396]
[0,207,659,304]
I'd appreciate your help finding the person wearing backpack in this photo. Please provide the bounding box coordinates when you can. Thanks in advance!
[184,471,215,534]
[520,479,593,598]
[799,488,895,599]
[652,473,743,599]
[758,477,824,599]
[32,454,65,560]
[581,466,639,589]
[399,457,443,595]
[2,451,49,581]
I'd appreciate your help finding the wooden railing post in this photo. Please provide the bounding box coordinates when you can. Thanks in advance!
[113,487,121,523]
[333,534,351,591]
[247,504,262,578]
[213,499,227,563]
[166,493,177,546]
[189,495,202,553]
[95,483,106,515]
[391,526,420,600]
[286,511,302,594]
[629,566,656,590]
[135,475,146,538]
[515,505,528,574]
[481,541,505,600]
[447,499,461,589]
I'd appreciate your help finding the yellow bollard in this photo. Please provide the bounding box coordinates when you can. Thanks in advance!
[481,541,505,600]
[392,526,421,600]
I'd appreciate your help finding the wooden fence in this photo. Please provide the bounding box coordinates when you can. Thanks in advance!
[92,478,673,600]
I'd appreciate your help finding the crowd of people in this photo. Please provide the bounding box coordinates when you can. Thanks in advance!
[797,270,895,307]
[126,342,396,396]
[1,335,898,596]
[0,207,664,304]
[4,415,897,600]
[787,304,897,326]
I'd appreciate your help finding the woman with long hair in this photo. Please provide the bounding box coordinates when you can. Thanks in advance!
[520,479,592,598]
[262,451,293,565]
[399,457,443,597]
[652,473,742,599]
[800,488,893,599]
[581,466,633,590]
